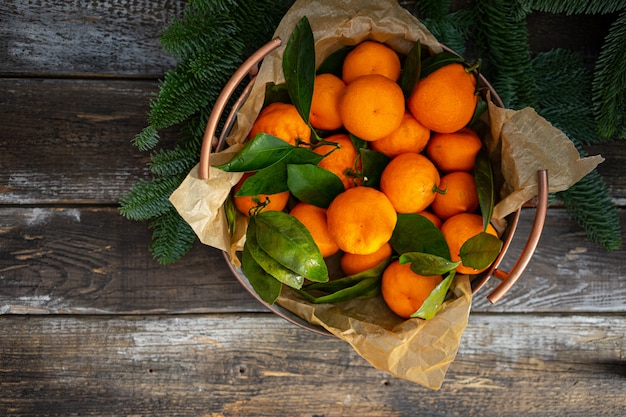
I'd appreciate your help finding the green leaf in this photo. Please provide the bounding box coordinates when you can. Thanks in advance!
[474,147,495,231]
[216,133,294,172]
[242,241,282,305]
[304,256,390,293]
[468,95,489,127]
[411,271,456,320]
[400,40,421,98]
[286,164,345,208]
[316,46,351,77]
[263,82,291,107]
[420,51,464,78]
[298,276,380,304]
[235,147,325,196]
[253,211,329,282]
[399,252,460,276]
[235,164,289,196]
[283,16,316,124]
[390,213,451,260]
[245,220,304,289]
[460,232,503,271]
[360,148,391,188]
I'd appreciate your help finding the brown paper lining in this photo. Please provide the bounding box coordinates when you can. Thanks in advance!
[169,0,603,390]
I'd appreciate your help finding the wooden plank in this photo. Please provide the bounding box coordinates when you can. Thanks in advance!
[0,0,186,77]
[0,207,260,314]
[2,78,626,205]
[0,78,181,204]
[0,313,624,416]
[1,206,624,315]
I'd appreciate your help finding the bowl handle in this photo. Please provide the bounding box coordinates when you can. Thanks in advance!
[485,169,549,303]
[198,37,283,180]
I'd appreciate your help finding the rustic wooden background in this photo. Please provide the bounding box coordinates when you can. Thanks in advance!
[1,1,625,416]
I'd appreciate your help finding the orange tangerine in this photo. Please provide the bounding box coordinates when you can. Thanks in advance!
[408,63,478,133]
[233,173,290,217]
[381,260,443,319]
[440,212,498,275]
[309,73,346,131]
[340,242,393,276]
[380,152,441,214]
[248,102,311,146]
[426,128,483,172]
[369,112,431,158]
[289,202,339,258]
[430,171,480,220]
[313,134,360,189]
[326,186,397,255]
[341,41,402,84]
[338,74,405,142]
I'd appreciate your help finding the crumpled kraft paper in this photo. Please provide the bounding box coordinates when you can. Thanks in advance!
[169,0,604,390]
[483,98,604,219]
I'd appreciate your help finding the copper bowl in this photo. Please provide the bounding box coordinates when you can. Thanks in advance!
[198,38,549,336]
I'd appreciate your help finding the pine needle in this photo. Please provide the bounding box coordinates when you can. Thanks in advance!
[592,10,626,139]
[149,208,198,265]
[555,169,622,251]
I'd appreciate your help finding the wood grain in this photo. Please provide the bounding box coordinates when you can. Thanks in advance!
[0,0,186,77]
[1,314,624,416]
[0,78,182,204]
[1,206,624,315]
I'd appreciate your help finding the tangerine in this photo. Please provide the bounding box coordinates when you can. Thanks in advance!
[326,186,397,255]
[440,212,498,275]
[340,241,393,276]
[341,41,401,84]
[313,133,360,189]
[338,74,405,142]
[369,112,431,158]
[430,171,479,220]
[381,260,443,319]
[248,102,311,146]
[380,152,441,213]
[233,173,290,217]
[309,73,346,131]
[426,128,483,172]
[289,202,339,258]
[407,63,478,133]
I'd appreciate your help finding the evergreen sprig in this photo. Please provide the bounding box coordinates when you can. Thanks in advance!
[120,0,291,264]
[592,10,626,140]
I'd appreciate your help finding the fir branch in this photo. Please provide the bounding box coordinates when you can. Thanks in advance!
[415,0,453,19]
[517,0,625,15]
[149,208,198,265]
[119,176,184,221]
[421,9,474,56]
[149,146,199,177]
[473,0,537,109]
[148,46,243,131]
[592,9,626,139]
[161,12,240,61]
[555,169,622,251]
[532,49,607,145]
[132,125,160,152]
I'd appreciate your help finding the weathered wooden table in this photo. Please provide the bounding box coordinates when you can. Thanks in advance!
[1,1,625,416]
